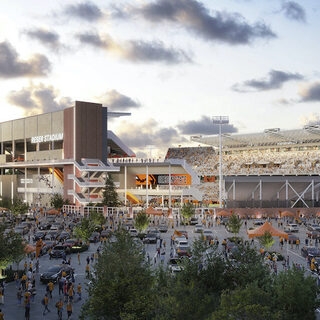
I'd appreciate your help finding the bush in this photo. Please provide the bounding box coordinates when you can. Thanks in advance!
[70,244,89,254]
[4,268,25,282]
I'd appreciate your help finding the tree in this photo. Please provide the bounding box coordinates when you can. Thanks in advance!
[226,213,243,236]
[0,227,24,276]
[181,203,195,223]
[81,231,154,320]
[73,218,93,242]
[134,211,150,233]
[11,197,29,216]
[258,231,275,250]
[50,193,64,209]
[273,267,320,320]
[89,211,106,226]
[210,283,279,320]
[102,175,120,207]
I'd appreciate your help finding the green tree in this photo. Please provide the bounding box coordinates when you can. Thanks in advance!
[73,218,93,242]
[273,267,320,320]
[0,227,24,276]
[226,213,243,236]
[258,231,275,250]
[81,231,154,320]
[211,283,279,320]
[134,211,150,233]
[102,175,120,207]
[50,193,64,209]
[11,197,29,216]
[89,210,106,226]
[181,203,195,224]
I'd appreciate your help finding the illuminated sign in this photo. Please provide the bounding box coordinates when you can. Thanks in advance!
[136,174,191,186]
[31,133,63,144]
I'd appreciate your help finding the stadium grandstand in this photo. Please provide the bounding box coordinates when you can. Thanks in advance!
[166,125,320,208]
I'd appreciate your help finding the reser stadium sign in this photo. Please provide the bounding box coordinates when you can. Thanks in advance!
[31,133,64,144]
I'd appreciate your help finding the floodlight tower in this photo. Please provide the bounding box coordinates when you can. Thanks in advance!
[212,116,229,208]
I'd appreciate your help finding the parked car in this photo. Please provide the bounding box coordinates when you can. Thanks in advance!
[143,233,157,244]
[33,231,46,241]
[14,226,28,235]
[38,223,52,230]
[129,229,138,237]
[50,245,66,258]
[100,230,112,238]
[194,224,204,233]
[40,265,74,283]
[159,224,168,233]
[301,246,320,260]
[308,225,320,232]
[287,224,299,232]
[58,231,70,241]
[147,228,161,239]
[306,230,320,239]
[168,257,183,273]
[62,239,79,249]
[253,220,264,226]
[190,217,198,225]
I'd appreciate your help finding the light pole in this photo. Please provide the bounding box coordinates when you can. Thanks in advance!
[212,116,229,208]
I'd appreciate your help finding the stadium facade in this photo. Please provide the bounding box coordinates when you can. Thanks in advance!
[0,101,200,207]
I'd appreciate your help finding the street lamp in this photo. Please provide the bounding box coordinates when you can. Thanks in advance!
[212,116,229,208]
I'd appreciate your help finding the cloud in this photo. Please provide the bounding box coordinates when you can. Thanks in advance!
[300,113,320,126]
[7,83,72,116]
[232,70,304,92]
[177,116,238,135]
[274,98,295,106]
[64,1,103,22]
[98,90,141,110]
[115,0,276,45]
[25,28,61,50]
[117,119,185,151]
[77,31,192,64]
[299,82,320,102]
[0,41,51,78]
[281,1,306,22]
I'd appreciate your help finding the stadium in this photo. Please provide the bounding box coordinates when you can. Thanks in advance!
[165,126,320,209]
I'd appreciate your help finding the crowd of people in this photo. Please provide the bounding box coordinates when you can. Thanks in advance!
[166,147,320,176]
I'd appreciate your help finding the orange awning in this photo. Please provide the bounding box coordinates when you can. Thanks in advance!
[146,206,163,216]
[247,221,288,240]
[47,209,59,215]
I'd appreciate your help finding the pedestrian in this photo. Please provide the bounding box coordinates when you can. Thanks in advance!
[55,298,64,320]
[287,255,290,268]
[35,260,39,273]
[0,309,3,320]
[68,284,74,302]
[86,256,90,265]
[58,278,64,296]
[78,252,81,265]
[48,281,54,298]
[66,301,73,319]
[0,288,3,305]
[85,264,90,278]
[42,294,50,315]
[17,287,22,305]
[77,283,82,300]
[24,296,30,320]
[296,239,300,249]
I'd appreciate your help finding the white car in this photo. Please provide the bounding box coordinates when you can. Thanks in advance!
[174,237,187,247]
[287,224,299,233]
[129,229,138,237]
[194,224,204,233]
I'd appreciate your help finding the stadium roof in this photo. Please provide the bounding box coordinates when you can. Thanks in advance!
[191,125,320,149]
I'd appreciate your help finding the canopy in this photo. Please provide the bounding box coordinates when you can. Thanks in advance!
[280,210,296,218]
[24,244,36,254]
[247,221,288,240]
[316,212,320,217]
[216,210,232,217]
[0,207,9,211]
[47,209,59,215]
[146,207,163,216]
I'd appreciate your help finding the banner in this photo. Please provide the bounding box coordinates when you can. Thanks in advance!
[136,174,191,186]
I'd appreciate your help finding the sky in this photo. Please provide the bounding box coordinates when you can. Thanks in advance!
[0,0,320,157]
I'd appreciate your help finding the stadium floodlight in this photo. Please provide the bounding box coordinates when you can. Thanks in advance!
[212,116,229,209]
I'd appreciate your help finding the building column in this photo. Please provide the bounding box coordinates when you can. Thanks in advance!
[25,167,27,203]
[37,167,40,206]
[146,166,148,207]
[124,166,127,206]
[51,167,54,195]
[11,176,13,204]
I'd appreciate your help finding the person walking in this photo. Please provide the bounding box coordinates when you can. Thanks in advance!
[48,280,54,298]
[55,298,64,320]
[78,252,81,265]
[0,309,3,320]
[24,296,30,320]
[0,287,3,305]
[17,287,22,305]
[77,283,82,301]
[66,301,73,319]
[42,294,50,315]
